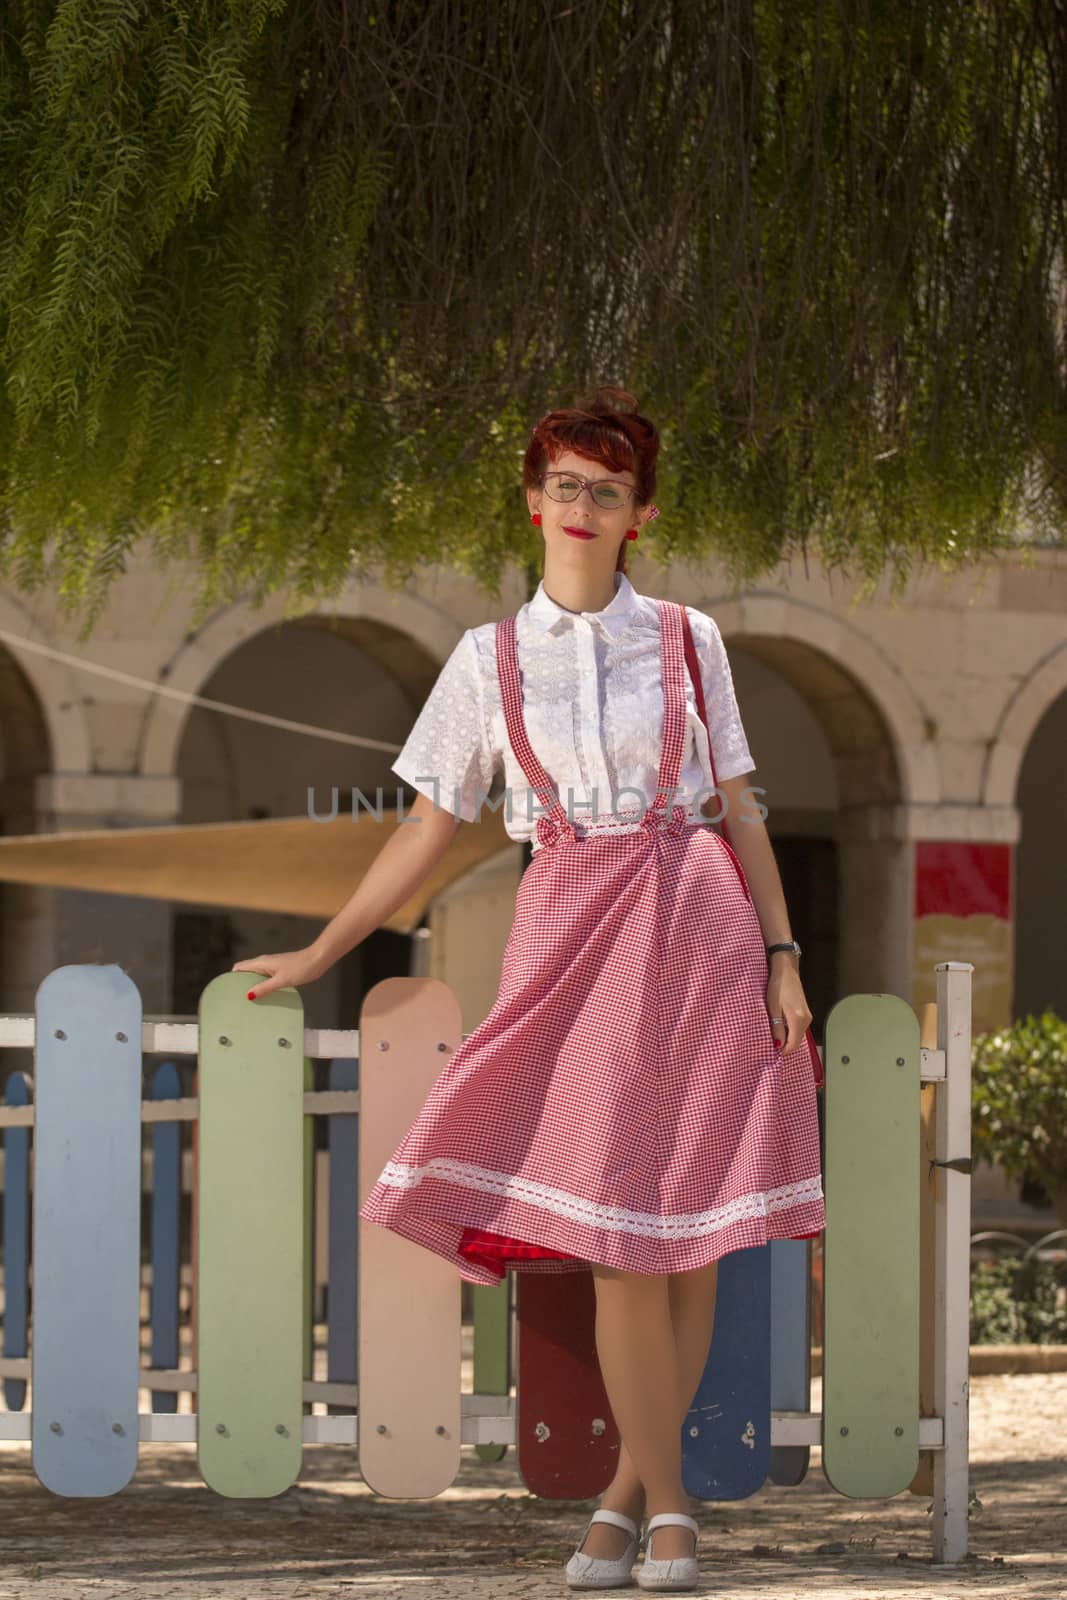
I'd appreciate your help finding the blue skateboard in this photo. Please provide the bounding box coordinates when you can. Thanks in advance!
[32,965,142,1496]
[682,1245,771,1499]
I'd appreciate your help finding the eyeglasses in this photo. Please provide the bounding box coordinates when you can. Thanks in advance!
[540,469,636,511]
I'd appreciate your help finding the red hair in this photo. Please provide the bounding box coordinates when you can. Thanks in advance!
[523,385,660,575]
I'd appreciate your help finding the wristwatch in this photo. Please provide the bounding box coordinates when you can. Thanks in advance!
[766,939,802,961]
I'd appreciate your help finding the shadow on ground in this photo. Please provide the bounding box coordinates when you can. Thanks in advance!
[0,1442,1062,1598]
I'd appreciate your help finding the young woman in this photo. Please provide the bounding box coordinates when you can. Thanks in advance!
[234,387,825,1593]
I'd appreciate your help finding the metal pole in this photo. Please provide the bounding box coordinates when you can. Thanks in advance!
[931,961,974,1563]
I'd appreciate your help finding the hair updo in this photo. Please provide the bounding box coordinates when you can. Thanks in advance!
[522,385,660,575]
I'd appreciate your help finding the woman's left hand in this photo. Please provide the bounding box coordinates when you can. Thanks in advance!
[766,962,813,1055]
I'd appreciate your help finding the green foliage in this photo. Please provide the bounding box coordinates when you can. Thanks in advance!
[970,1255,1067,1344]
[972,1011,1067,1228]
[0,1,1065,632]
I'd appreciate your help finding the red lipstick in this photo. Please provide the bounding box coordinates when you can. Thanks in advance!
[563,526,596,539]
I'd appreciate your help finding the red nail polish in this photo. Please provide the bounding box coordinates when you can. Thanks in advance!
[246,991,257,1001]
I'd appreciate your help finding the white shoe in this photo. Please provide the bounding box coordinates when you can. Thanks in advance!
[564,1508,642,1589]
[634,1513,700,1592]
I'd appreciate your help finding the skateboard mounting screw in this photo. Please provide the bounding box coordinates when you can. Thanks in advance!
[435,1425,447,1436]
[534,1420,551,1442]
[377,1039,390,1051]
[895,1425,904,1435]
[376,1423,388,1434]
[116,1032,127,1043]
[216,1423,228,1435]
[437,1042,449,1052]
[112,1423,124,1435]
[49,1422,62,1434]
[591,1417,606,1436]
[840,1054,850,1064]
[896,1057,905,1066]
[840,1426,849,1435]
[54,1029,66,1041]
[219,1036,231,1046]
[689,1425,699,1437]
[278,1037,291,1048]
[275,1424,288,1435]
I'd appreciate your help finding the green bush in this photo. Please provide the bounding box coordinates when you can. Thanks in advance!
[971,1011,1067,1227]
[970,1255,1067,1344]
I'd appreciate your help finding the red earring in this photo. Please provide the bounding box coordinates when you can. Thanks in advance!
[531,512,542,526]
[625,528,639,541]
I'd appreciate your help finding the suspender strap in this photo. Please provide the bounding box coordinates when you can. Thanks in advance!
[677,602,731,846]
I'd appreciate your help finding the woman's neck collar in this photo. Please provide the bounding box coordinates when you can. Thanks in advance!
[540,569,625,616]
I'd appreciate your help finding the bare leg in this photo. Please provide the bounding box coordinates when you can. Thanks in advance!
[577,1261,718,1562]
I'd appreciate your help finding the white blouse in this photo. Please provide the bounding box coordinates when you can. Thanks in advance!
[392,571,756,852]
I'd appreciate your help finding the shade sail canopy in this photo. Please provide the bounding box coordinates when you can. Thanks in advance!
[0,810,517,933]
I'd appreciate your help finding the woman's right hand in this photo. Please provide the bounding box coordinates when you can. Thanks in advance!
[231,945,333,1001]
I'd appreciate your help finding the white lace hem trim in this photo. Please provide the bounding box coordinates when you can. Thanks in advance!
[373,1156,824,1242]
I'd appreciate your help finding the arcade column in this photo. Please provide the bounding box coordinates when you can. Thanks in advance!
[835,804,913,1001]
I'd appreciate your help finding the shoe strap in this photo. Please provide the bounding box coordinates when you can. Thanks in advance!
[589,1508,639,1538]
[644,1512,699,1536]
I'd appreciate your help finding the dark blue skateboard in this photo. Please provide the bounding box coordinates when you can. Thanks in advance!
[682,1244,771,1499]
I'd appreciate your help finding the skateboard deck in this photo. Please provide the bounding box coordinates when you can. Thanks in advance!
[190,1060,200,1394]
[517,1270,618,1498]
[682,1244,771,1500]
[768,1238,812,1485]
[32,965,142,1496]
[147,1060,182,1413]
[473,1278,511,1464]
[357,977,462,1497]
[822,993,920,1497]
[196,974,304,1497]
[303,1056,314,1406]
[908,1077,938,1495]
[326,1057,359,1413]
[3,1070,31,1413]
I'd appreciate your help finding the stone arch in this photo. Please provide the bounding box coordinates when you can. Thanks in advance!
[1005,653,1067,1018]
[152,585,501,1028]
[688,589,925,1001]
[0,595,94,775]
[983,637,1067,809]
[138,586,467,779]
[0,601,95,1019]
[703,591,939,806]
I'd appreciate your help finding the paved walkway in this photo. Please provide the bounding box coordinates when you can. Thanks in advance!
[0,1372,1063,1598]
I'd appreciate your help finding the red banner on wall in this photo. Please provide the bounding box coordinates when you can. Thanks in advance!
[912,842,1013,1032]
[914,842,1012,921]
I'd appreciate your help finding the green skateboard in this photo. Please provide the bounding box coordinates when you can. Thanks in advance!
[196,974,305,1497]
[822,993,920,1498]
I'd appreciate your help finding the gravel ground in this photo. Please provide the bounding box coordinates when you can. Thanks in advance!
[0,1371,1063,1599]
